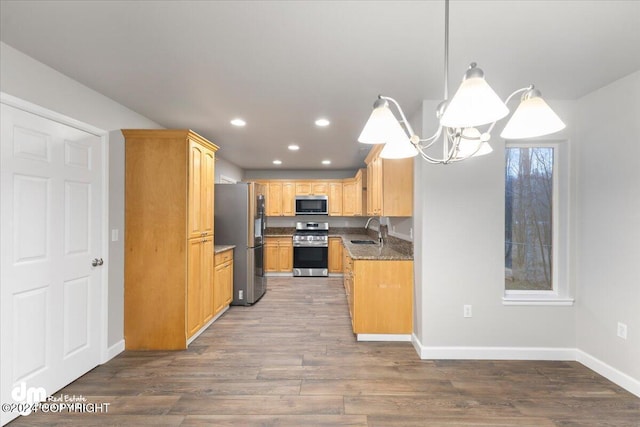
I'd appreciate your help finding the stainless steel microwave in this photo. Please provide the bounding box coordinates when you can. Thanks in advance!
[295,195,328,215]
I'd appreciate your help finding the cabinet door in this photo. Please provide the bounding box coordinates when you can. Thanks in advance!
[278,238,293,272]
[267,183,282,216]
[342,180,356,216]
[356,169,365,216]
[187,239,203,337]
[329,183,343,216]
[281,182,295,216]
[201,146,215,236]
[295,182,312,195]
[372,157,383,215]
[201,238,214,324]
[311,182,328,195]
[328,237,343,273]
[381,157,413,216]
[188,142,204,239]
[223,261,233,306]
[264,238,279,272]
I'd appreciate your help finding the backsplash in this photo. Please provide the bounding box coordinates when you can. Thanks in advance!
[265,216,368,229]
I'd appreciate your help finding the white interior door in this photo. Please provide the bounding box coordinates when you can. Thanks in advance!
[1,102,104,425]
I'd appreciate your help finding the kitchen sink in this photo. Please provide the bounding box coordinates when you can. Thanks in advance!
[350,239,377,245]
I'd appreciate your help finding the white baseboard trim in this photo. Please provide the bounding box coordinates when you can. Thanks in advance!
[411,334,639,397]
[103,339,125,363]
[357,333,411,342]
[576,349,640,398]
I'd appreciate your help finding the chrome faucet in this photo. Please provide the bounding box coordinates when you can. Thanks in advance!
[365,217,383,244]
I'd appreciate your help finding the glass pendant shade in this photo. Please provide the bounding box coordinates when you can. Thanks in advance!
[379,137,419,159]
[500,96,566,139]
[440,77,509,128]
[358,104,406,144]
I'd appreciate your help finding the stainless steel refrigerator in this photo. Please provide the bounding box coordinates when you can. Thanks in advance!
[214,182,266,305]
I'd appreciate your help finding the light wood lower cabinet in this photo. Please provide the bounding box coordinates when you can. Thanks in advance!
[265,237,293,273]
[343,252,413,334]
[214,249,234,316]
[328,237,343,273]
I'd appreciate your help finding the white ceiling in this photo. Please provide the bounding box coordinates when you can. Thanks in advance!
[1,0,639,170]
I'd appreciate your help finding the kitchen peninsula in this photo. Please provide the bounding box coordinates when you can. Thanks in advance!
[265,226,414,341]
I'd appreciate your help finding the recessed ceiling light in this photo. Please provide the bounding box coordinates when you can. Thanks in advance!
[273,160,282,165]
[315,118,330,127]
[321,160,331,165]
[288,144,300,151]
[230,118,246,127]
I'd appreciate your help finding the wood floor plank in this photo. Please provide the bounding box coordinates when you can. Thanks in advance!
[7,276,638,426]
[181,415,368,426]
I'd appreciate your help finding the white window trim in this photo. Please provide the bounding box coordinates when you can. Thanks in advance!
[503,140,574,306]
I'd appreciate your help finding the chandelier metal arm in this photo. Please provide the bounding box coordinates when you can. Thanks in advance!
[378,95,417,139]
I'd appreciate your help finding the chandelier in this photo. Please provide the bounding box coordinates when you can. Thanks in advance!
[358,0,566,163]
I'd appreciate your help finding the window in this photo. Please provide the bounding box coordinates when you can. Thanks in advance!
[505,146,554,291]
[503,141,573,306]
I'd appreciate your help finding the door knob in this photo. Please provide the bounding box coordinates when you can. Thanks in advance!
[92,258,104,267]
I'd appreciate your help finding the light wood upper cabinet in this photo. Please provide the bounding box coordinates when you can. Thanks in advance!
[265,181,295,216]
[328,182,343,216]
[342,179,357,216]
[328,237,343,273]
[342,170,365,217]
[296,181,328,196]
[266,182,282,216]
[282,182,295,216]
[188,140,215,239]
[365,145,413,217]
[259,173,370,218]
[123,129,218,350]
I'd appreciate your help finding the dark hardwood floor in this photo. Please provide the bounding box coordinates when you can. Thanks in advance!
[9,277,639,426]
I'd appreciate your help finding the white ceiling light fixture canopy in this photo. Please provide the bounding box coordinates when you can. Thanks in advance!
[358,0,565,164]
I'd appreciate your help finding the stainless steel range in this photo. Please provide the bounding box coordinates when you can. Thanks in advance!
[293,222,329,277]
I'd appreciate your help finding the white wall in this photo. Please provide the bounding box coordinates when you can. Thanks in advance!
[216,156,244,183]
[1,42,162,349]
[574,71,640,382]
[413,99,576,354]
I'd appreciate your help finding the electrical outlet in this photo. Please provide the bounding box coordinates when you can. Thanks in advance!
[617,322,628,340]
[463,305,472,318]
[239,290,244,300]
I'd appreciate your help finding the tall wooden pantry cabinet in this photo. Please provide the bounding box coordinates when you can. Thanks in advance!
[122,130,218,350]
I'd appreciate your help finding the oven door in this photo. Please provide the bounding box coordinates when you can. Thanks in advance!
[293,245,328,277]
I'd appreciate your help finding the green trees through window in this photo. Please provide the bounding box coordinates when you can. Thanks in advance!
[505,147,554,291]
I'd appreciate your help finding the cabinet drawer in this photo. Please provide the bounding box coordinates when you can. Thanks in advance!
[215,249,233,265]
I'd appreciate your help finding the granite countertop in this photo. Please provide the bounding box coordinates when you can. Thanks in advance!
[214,244,236,254]
[264,226,413,260]
[338,233,413,261]
[264,227,295,236]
